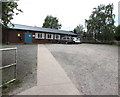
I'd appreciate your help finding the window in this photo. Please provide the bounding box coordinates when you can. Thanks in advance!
[46,34,53,39]
[55,34,60,40]
[62,36,67,40]
[67,36,72,39]
[35,33,45,39]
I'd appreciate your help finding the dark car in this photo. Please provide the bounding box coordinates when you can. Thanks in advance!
[58,36,74,44]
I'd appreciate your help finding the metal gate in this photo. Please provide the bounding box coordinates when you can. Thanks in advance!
[0,47,17,87]
[24,32,32,43]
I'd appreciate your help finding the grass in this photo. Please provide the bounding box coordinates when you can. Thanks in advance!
[2,79,21,89]
[111,44,120,46]
[2,79,21,95]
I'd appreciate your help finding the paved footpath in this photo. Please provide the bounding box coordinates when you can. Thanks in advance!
[17,44,81,95]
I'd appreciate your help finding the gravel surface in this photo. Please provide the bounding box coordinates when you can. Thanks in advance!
[45,44,118,95]
[2,44,37,95]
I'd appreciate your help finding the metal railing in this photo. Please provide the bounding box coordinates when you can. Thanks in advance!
[0,47,17,87]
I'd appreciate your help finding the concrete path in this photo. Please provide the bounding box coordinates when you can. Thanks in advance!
[17,44,81,95]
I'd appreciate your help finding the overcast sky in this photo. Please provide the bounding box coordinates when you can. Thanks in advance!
[12,0,119,31]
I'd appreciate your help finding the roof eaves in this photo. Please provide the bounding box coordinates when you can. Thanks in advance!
[9,24,77,36]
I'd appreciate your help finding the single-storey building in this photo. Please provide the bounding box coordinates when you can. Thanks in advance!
[2,24,77,44]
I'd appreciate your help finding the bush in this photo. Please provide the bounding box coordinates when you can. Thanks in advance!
[115,25,120,41]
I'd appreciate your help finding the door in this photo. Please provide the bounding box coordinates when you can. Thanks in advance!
[24,32,32,43]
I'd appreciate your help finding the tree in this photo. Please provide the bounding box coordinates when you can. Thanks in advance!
[74,24,84,34]
[1,1,23,27]
[85,3,115,42]
[115,25,120,41]
[42,15,62,29]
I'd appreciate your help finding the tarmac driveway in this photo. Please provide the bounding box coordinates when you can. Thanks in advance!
[45,44,118,95]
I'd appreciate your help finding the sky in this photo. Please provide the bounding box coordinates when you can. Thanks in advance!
[12,0,119,31]
[118,1,120,24]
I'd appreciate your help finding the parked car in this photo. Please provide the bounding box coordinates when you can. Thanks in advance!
[72,37,82,44]
[58,36,74,44]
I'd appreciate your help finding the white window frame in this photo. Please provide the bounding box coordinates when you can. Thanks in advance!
[55,34,60,40]
[35,33,45,39]
[46,34,53,39]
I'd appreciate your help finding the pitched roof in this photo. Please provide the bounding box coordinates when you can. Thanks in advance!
[9,24,77,36]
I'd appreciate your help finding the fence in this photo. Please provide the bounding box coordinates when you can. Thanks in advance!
[0,47,17,87]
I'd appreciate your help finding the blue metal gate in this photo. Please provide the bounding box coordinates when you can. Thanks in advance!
[24,33,32,43]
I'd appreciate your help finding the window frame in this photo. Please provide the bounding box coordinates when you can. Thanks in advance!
[46,34,53,39]
[54,34,60,40]
[35,33,45,39]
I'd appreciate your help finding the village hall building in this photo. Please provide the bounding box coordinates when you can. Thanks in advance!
[2,24,77,44]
